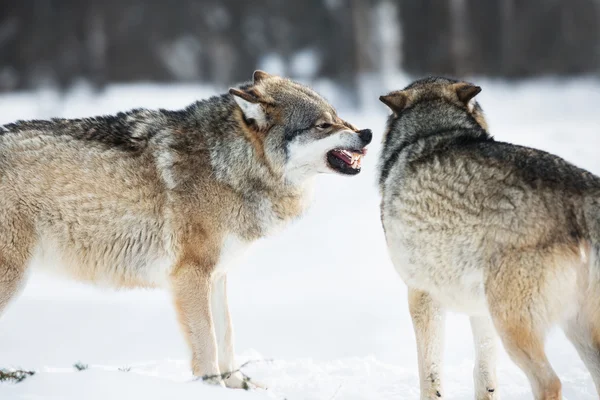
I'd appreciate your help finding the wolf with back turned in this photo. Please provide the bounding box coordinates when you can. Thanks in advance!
[0,70,372,388]
[378,76,600,400]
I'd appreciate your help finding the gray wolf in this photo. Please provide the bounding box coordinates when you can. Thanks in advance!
[378,76,600,400]
[0,70,372,388]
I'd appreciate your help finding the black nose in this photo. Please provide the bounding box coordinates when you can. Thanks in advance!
[358,129,372,145]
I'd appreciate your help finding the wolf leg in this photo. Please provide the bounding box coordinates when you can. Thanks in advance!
[491,320,560,400]
[563,310,600,395]
[171,263,222,385]
[0,256,28,317]
[408,288,446,400]
[211,274,261,389]
[561,244,600,396]
[211,275,264,390]
[211,275,235,375]
[0,215,33,317]
[470,316,499,399]
[486,252,564,400]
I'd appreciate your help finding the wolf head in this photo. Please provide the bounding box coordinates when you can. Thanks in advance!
[377,77,491,188]
[379,76,488,132]
[229,71,372,184]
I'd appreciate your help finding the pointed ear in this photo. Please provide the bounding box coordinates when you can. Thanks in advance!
[253,70,272,83]
[454,83,482,104]
[229,88,267,128]
[379,92,407,114]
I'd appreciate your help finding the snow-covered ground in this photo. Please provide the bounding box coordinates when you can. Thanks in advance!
[0,77,599,400]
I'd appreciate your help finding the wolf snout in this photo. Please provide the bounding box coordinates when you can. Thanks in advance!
[358,129,373,145]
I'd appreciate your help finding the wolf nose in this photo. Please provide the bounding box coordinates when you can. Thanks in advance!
[358,129,372,145]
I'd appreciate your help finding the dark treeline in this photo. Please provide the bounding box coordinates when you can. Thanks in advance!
[0,0,598,92]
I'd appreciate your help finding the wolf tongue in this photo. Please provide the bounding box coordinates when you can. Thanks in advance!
[334,150,353,165]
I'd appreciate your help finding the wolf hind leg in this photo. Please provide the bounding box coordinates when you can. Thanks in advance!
[562,268,600,396]
[488,295,561,400]
[563,313,600,395]
[485,248,577,400]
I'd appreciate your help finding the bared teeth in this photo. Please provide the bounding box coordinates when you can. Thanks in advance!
[331,149,364,168]
[333,150,353,165]
[351,154,362,169]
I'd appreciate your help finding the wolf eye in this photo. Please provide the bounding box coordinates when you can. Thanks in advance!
[316,123,331,130]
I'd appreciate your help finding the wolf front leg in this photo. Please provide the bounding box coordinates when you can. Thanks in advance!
[408,288,446,400]
[171,262,222,385]
[211,275,235,374]
[211,274,257,389]
[0,212,34,317]
[470,316,499,399]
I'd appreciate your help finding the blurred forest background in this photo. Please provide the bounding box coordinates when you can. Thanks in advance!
[0,0,598,93]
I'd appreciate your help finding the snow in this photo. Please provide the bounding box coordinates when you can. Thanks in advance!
[1,76,600,399]
[289,49,320,79]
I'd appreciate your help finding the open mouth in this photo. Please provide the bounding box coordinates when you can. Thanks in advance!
[326,148,366,175]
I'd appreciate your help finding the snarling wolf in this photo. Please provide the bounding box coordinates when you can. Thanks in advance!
[379,76,600,400]
[0,71,372,388]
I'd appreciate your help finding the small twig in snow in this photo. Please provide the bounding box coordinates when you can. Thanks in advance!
[201,359,272,390]
[73,362,89,371]
[0,369,35,383]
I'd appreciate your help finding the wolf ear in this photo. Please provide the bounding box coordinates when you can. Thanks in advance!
[455,83,482,104]
[253,70,272,83]
[229,88,267,129]
[379,92,407,115]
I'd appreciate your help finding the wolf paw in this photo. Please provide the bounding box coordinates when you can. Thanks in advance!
[200,376,226,387]
[476,387,498,400]
[223,371,266,390]
[420,389,443,399]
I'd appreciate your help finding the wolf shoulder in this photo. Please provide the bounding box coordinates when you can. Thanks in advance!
[381,138,600,244]
[386,139,600,196]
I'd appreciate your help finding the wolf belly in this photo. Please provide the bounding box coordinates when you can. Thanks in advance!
[30,225,176,289]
